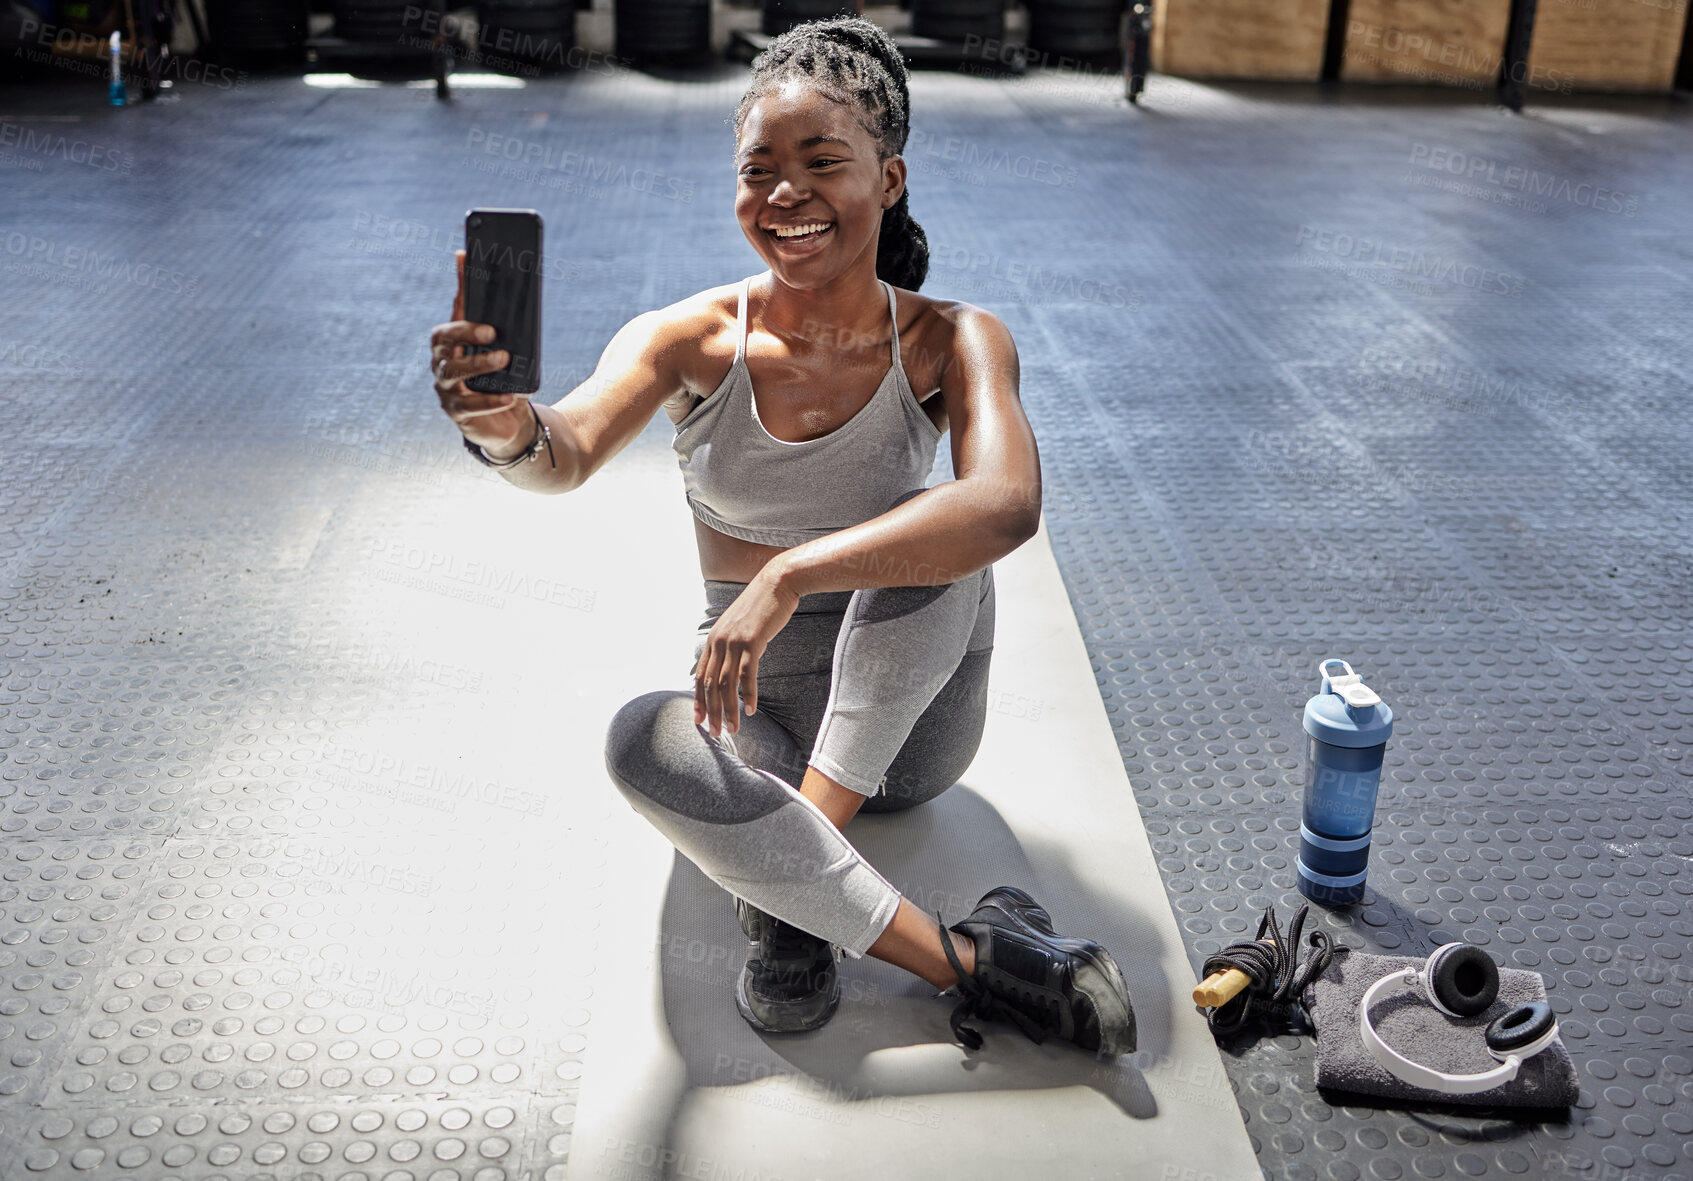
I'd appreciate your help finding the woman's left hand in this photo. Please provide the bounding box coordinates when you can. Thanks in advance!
[694,570,802,737]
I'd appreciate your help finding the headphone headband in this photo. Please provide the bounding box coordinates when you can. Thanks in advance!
[1357,951,1559,1097]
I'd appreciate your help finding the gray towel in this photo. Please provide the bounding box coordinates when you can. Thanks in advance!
[1303,950,1579,1108]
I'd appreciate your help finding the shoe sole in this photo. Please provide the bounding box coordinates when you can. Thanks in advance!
[969,890,1138,1058]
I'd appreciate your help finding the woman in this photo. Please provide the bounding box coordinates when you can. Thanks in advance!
[430,17,1134,1059]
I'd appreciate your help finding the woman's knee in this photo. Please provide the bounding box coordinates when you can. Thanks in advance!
[861,648,992,812]
[604,688,696,797]
[859,766,952,813]
[857,792,925,815]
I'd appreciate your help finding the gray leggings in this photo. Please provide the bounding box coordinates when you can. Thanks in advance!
[603,561,995,958]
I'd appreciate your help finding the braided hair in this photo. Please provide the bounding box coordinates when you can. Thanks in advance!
[732,15,929,292]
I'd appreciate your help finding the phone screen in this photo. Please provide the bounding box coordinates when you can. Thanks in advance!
[463,208,543,395]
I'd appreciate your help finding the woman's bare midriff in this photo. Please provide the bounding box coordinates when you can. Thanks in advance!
[695,517,793,584]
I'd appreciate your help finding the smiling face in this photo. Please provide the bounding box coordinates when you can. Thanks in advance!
[735,79,905,289]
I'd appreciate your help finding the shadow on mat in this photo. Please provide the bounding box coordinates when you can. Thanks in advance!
[630,781,1177,1173]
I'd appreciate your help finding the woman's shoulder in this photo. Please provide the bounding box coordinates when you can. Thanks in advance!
[622,280,742,381]
[645,279,742,346]
[641,281,744,424]
[893,284,1011,336]
[890,286,1015,383]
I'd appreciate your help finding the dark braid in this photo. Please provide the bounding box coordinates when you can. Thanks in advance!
[732,16,929,291]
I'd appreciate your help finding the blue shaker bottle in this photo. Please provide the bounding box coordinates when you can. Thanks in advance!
[108,32,127,106]
[1297,658,1393,907]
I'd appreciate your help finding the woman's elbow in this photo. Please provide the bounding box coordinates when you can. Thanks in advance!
[1004,507,1041,544]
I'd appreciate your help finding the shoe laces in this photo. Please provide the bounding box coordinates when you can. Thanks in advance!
[767,918,827,960]
[936,910,1059,1051]
[750,911,832,989]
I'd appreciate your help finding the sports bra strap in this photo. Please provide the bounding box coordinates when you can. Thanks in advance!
[881,279,901,370]
[735,275,750,363]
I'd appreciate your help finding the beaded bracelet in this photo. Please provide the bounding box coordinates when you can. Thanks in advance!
[462,400,553,469]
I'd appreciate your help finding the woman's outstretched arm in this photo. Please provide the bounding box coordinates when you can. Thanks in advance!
[431,250,710,496]
[767,302,1041,595]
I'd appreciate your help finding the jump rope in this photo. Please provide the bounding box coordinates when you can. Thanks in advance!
[1194,903,1347,1035]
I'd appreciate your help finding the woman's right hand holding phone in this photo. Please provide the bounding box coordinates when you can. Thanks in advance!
[431,248,535,455]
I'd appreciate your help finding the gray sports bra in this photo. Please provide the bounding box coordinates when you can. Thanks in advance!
[671,274,944,548]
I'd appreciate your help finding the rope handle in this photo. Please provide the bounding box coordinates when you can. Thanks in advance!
[1195,903,1347,1036]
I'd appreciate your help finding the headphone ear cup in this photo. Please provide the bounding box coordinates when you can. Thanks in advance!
[1426,944,1499,1018]
[1486,1002,1555,1055]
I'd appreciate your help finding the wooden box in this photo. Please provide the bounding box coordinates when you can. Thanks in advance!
[1339,0,1513,87]
[1152,0,1330,81]
[1528,0,1689,92]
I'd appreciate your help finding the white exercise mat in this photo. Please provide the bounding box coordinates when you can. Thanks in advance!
[513,444,1267,1181]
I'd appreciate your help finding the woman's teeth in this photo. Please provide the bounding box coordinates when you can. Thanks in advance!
[772,223,832,243]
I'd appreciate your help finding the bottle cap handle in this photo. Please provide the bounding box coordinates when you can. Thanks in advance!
[1318,658,1381,709]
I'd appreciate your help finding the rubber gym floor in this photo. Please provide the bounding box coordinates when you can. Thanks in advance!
[0,49,1690,1181]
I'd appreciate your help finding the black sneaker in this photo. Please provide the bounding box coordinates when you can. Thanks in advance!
[733,897,841,1033]
[938,887,1137,1058]
[986,884,1058,934]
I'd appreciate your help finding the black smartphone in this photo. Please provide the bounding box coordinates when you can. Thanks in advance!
[462,208,543,395]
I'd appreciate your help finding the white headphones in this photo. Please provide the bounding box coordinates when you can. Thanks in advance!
[1358,943,1559,1096]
